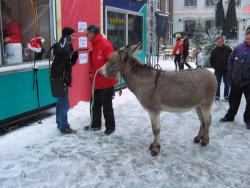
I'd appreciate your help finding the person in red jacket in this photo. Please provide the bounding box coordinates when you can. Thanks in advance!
[172,33,184,71]
[1,2,22,64]
[84,25,118,135]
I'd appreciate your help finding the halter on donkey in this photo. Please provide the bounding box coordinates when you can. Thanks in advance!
[100,44,217,156]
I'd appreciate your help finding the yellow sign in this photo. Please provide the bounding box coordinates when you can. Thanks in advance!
[109,18,133,25]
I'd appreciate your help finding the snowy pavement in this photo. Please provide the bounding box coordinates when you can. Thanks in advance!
[0,60,250,188]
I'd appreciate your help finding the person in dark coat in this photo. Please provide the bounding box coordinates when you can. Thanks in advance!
[182,32,192,69]
[220,28,250,129]
[210,36,232,101]
[51,27,78,134]
[84,25,118,135]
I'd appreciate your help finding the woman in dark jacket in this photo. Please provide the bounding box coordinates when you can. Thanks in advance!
[51,27,78,134]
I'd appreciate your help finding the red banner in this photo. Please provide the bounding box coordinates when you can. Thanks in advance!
[61,0,101,107]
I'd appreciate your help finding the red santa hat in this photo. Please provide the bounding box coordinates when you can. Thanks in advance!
[28,37,45,53]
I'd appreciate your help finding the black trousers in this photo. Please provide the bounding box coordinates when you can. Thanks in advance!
[91,87,115,131]
[174,54,183,71]
[225,82,250,123]
[183,54,192,69]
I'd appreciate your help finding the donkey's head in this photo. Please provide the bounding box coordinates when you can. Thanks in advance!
[100,43,141,77]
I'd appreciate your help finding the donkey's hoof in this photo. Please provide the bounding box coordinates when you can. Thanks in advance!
[149,143,161,156]
[194,136,202,144]
[201,138,209,146]
[151,150,159,156]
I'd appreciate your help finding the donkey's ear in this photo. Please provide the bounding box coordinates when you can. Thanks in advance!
[128,42,141,55]
[118,45,130,53]
[118,45,130,61]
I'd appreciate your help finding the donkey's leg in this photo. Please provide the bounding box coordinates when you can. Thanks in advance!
[194,107,204,144]
[199,108,211,146]
[148,111,161,156]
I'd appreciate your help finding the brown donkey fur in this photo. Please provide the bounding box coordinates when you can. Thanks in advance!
[100,45,217,156]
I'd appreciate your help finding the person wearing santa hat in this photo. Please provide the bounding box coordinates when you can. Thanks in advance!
[51,27,78,134]
[2,1,22,64]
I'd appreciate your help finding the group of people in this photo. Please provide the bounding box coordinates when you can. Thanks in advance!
[51,24,250,135]
[172,32,192,71]
[207,30,250,130]
[51,25,117,135]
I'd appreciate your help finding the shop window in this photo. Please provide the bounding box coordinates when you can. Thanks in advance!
[205,0,217,6]
[184,0,197,7]
[0,0,52,66]
[106,9,143,51]
[107,11,126,50]
[184,20,196,36]
[128,14,143,45]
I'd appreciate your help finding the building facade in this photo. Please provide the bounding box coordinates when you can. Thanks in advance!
[173,0,250,44]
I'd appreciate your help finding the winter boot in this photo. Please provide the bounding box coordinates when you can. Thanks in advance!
[60,127,76,134]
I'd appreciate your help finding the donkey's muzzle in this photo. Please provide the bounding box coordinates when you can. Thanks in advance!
[99,64,107,77]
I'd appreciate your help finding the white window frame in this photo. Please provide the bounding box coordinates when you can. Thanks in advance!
[204,19,215,32]
[0,0,56,73]
[184,0,197,7]
[205,0,217,7]
[0,2,2,66]
[157,0,161,11]
[184,19,196,35]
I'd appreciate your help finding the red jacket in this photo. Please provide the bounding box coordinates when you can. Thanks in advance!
[90,34,118,89]
[3,20,22,43]
[172,39,183,56]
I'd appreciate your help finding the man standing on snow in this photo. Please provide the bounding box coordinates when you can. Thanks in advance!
[84,25,117,135]
[210,36,232,101]
[220,28,250,130]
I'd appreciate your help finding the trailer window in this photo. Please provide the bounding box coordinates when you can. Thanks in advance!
[106,8,143,51]
[107,11,126,50]
[128,14,143,45]
[0,0,52,66]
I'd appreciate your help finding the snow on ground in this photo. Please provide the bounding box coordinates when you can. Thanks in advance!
[0,59,250,188]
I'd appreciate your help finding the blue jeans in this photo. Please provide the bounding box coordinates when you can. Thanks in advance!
[56,91,70,129]
[214,70,230,98]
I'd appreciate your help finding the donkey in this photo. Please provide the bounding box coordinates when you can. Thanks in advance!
[100,45,217,156]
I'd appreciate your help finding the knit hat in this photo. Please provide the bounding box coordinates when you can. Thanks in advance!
[28,37,45,53]
[62,27,75,37]
[87,25,100,35]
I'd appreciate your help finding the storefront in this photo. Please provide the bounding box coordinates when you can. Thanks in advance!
[0,0,147,125]
[0,0,56,125]
[0,0,100,125]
